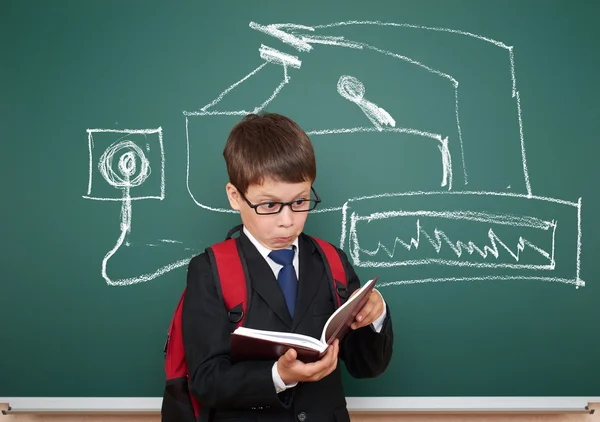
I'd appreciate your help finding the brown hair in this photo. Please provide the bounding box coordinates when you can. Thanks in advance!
[223,112,316,194]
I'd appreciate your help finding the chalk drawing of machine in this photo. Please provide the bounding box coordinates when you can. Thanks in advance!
[185,21,583,288]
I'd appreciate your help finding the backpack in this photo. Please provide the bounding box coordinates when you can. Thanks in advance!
[160,229,348,422]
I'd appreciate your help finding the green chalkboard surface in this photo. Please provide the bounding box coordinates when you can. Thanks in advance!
[2,0,599,399]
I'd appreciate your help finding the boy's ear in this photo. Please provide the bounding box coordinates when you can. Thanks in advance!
[226,183,241,211]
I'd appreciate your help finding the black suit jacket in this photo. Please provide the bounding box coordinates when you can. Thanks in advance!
[182,231,394,422]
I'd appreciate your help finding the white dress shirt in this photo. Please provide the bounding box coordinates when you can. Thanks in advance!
[242,227,387,393]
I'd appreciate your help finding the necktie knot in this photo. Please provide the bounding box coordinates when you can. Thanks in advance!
[268,248,295,266]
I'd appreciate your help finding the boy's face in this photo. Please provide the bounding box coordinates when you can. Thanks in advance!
[226,178,312,250]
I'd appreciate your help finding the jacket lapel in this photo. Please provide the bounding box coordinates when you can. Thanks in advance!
[238,232,293,328]
[292,234,326,331]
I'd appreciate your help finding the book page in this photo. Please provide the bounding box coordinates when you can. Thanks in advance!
[233,326,327,352]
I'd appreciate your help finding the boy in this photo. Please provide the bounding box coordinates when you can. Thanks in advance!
[182,113,393,421]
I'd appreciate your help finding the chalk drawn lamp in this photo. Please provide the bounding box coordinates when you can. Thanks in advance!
[83,128,165,202]
[83,127,169,287]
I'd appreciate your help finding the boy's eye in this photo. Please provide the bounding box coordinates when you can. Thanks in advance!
[294,199,306,205]
[262,202,278,209]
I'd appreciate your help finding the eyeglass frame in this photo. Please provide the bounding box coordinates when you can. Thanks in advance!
[235,185,322,215]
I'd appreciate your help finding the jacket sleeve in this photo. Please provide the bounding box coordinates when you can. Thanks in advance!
[182,252,293,409]
[336,248,394,378]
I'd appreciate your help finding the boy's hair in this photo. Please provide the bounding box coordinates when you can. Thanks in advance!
[223,112,316,194]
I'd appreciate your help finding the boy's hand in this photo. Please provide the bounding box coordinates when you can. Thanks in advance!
[350,289,384,330]
[277,339,339,385]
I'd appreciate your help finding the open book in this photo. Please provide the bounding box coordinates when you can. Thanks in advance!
[230,277,378,363]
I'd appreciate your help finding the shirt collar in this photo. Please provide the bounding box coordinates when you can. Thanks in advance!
[243,226,298,260]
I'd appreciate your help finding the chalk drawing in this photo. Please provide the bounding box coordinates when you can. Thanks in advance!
[183,20,583,288]
[87,20,583,288]
[83,128,195,286]
[337,75,396,131]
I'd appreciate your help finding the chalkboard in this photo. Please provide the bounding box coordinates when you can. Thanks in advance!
[1,0,599,400]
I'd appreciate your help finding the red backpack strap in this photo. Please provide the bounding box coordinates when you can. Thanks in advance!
[311,237,347,308]
[208,238,248,328]
[162,235,248,422]
[164,288,188,378]
[163,286,202,421]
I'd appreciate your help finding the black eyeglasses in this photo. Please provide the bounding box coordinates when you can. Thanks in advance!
[236,186,321,215]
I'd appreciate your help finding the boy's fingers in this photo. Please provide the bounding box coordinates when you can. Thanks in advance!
[352,312,370,329]
[353,295,384,329]
[301,342,340,381]
[281,349,297,366]
[305,351,331,373]
[287,348,297,361]
[354,292,380,326]
[356,306,371,323]
[324,341,339,377]
[324,340,338,371]
[306,341,339,380]
[361,291,383,318]
[331,340,339,364]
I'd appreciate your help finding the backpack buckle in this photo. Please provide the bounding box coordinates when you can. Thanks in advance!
[228,303,244,323]
[335,281,349,299]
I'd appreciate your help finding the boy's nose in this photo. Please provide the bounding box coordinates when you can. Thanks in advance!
[277,205,294,227]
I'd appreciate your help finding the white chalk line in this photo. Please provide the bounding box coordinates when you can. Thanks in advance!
[357,210,555,230]
[312,206,344,213]
[454,89,467,185]
[360,259,552,270]
[340,202,349,248]
[358,41,465,187]
[249,22,315,52]
[197,21,468,185]
[346,190,579,207]
[98,140,150,188]
[307,126,442,140]
[249,20,539,190]
[358,228,553,264]
[105,259,192,287]
[377,276,584,288]
[178,20,577,287]
[576,198,582,281]
[515,89,532,196]
[440,137,452,189]
[305,33,465,182]
[84,127,171,285]
[87,131,94,195]
[85,128,164,200]
[200,62,268,112]
[259,45,302,68]
[301,35,363,49]
[252,63,291,114]
[186,52,297,211]
[312,21,512,50]
[185,117,237,213]
[184,110,251,116]
[87,128,163,134]
[83,195,163,201]
[160,239,183,244]
[310,21,524,191]
[350,214,554,268]
[337,75,396,130]
[101,187,130,285]
[100,188,195,286]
